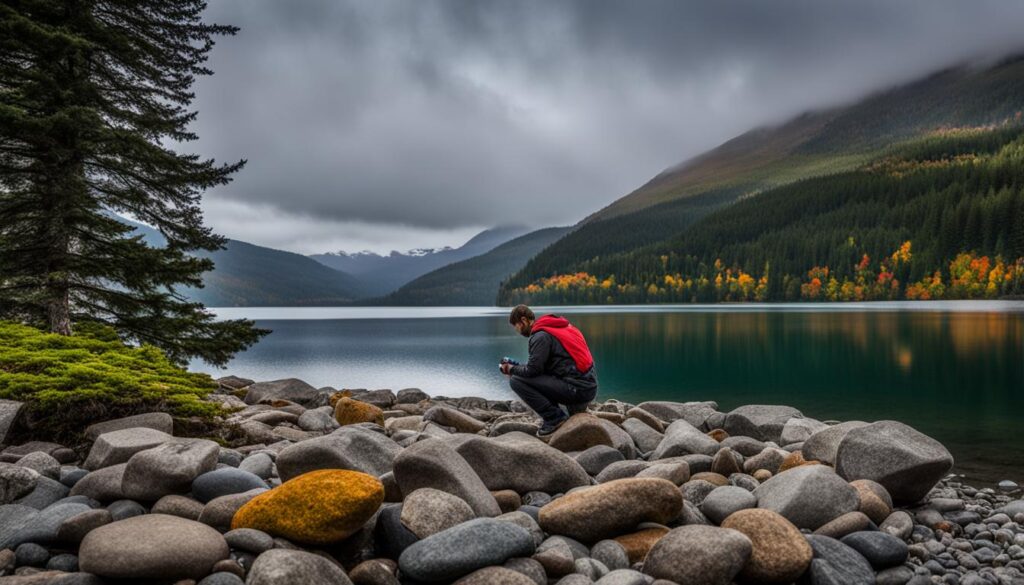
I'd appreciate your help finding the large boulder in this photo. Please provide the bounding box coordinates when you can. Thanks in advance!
[451,432,591,494]
[834,420,953,504]
[801,421,869,465]
[753,465,859,530]
[232,469,383,545]
[244,378,323,406]
[78,514,228,580]
[642,525,752,585]
[398,518,535,583]
[538,478,682,543]
[82,427,171,470]
[84,413,174,442]
[779,417,828,445]
[723,405,802,443]
[392,438,500,517]
[650,420,719,459]
[275,426,401,482]
[121,439,219,501]
[547,414,615,452]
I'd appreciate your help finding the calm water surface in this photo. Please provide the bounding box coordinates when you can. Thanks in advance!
[191,302,1024,484]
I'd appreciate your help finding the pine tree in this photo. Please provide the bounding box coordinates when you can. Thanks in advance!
[0,0,267,365]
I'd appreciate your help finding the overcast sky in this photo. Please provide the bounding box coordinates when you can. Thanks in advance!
[191,0,1024,255]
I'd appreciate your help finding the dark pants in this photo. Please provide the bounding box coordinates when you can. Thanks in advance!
[509,375,596,423]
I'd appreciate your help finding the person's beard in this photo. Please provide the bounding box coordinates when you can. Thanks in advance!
[519,323,531,337]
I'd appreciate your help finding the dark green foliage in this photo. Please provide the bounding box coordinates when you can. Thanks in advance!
[372,226,571,306]
[498,127,1024,304]
[0,0,267,364]
[0,320,221,443]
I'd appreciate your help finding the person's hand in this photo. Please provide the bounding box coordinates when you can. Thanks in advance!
[500,362,513,376]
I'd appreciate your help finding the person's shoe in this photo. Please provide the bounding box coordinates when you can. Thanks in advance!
[565,401,590,415]
[537,415,569,437]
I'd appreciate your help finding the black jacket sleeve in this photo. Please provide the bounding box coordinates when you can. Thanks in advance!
[510,331,550,378]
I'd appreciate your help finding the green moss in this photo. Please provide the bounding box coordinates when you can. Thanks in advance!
[0,320,222,442]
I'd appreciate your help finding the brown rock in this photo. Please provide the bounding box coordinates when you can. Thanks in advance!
[334,397,384,427]
[349,559,400,585]
[691,472,729,487]
[707,428,729,442]
[777,451,820,473]
[538,478,682,542]
[613,526,669,564]
[850,479,893,524]
[547,414,614,452]
[711,448,742,476]
[626,407,665,433]
[493,490,522,514]
[812,511,873,539]
[752,469,773,482]
[721,508,812,583]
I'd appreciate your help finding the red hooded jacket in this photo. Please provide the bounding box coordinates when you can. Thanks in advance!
[531,314,594,374]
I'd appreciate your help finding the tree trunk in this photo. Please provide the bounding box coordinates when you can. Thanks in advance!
[47,287,72,335]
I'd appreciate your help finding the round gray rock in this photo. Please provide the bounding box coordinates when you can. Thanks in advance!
[753,465,859,530]
[700,485,757,525]
[804,534,874,585]
[398,518,536,582]
[247,548,352,585]
[78,514,229,580]
[400,487,476,539]
[642,525,752,585]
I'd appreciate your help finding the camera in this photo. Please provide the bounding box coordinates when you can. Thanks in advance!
[498,356,520,371]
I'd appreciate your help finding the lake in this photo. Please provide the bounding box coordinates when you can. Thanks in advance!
[191,302,1024,484]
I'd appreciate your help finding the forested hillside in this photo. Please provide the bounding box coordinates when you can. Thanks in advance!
[498,126,1024,304]
[502,55,1024,298]
[373,226,570,306]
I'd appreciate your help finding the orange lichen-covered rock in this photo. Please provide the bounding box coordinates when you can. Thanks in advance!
[778,451,821,473]
[335,396,384,426]
[614,526,670,564]
[231,470,383,544]
[329,389,355,408]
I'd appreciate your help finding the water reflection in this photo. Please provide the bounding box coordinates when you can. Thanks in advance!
[193,305,1024,483]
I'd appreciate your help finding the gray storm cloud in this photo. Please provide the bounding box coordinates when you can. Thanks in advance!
[190,0,1024,254]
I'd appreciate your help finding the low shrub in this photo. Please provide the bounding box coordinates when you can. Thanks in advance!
[0,320,222,443]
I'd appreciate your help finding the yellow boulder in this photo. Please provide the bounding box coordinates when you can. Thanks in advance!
[335,396,384,426]
[231,470,383,544]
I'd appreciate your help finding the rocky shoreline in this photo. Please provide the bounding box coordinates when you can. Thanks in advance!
[0,376,1022,584]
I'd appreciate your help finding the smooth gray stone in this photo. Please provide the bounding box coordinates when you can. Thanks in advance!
[59,468,88,488]
[192,467,268,503]
[275,426,401,481]
[400,487,475,539]
[398,518,535,582]
[595,461,649,483]
[0,462,39,504]
[575,557,610,580]
[121,438,220,501]
[84,413,173,441]
[15,542,49,566]
[198,488,267,533]
[595,569,650,585]
[642,525,752,584]
[780,417,828,445]
[804,534,875,585]
[504,557,547,585]
[397,388,430,404]
[835,421,953,505]
[151,494,205,521]
[238,453,274,479]
[801,421,869,465]
[591,540,630,571]
[46,553,79,572]
[0,400,24,445]
[243,378,323,407]
[8,501,90,546]
[69,464,127,502]
[79,513,229,580]
[224,528,275,554]
[840,531,909,569]
[107,499,146,521]
[198,572,245,585]
[451,432,592,494]
[248,548,353,585]
[700,485,757,525]
[720,436,768,457]
[723,404,802,443]
[575,445,626,476]
[0,504,40,549]
[15,452,60,480]
[56,508,113,544]
[496,511,545,548]
[650,420,719,459]
[13,475,69,509]
[636,401,717,428]
[753,465,859,530]
[83,427,171,470]
[393,438,501,517]
[373,503,420,560]
[620,418,664,454]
